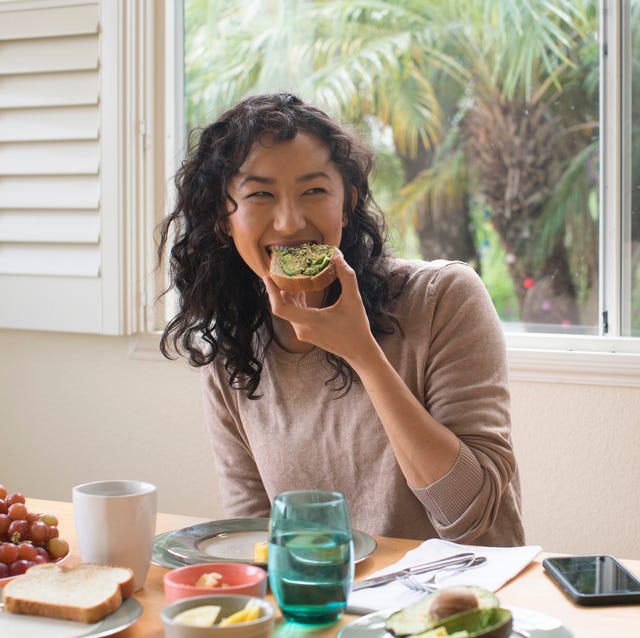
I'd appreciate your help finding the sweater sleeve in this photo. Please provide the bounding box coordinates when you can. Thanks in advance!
[200,365,271,519]
[409,262,518,543]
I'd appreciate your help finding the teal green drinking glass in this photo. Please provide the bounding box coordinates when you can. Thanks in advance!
[268,490,354,625]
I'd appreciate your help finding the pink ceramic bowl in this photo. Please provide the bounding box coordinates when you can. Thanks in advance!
[163,563,268,603]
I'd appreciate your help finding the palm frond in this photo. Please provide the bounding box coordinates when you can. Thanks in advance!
[388,125,468,227]
[532,141,598,266]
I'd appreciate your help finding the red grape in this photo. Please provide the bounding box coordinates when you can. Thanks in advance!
[9,559,33,576]
[8,519,29,543]
[6,493,25,506]
[0,485,7,500]
[0,563,8,578]
[8,503,27,521]
[29,520,50,545]
[35,547,49,561]
[0,499,7,515]
[0,541,20,565]
[48,525,59,539]
[0,513,10,536]
[17,543,38,561]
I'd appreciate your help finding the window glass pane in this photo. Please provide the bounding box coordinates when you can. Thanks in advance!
[631,0,640,336]
[184,0,600,335]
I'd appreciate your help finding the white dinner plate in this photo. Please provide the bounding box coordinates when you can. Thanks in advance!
[152,530,190,569]
[155,517,377,568]
[0,593,142,638]
[337,606,573,638]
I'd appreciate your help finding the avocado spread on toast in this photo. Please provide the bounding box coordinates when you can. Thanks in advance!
[274,244,334,277]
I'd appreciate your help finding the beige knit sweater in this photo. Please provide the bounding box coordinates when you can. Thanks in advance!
[201,259,525,546]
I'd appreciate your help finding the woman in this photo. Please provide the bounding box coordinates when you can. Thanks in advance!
[158,93,525,545]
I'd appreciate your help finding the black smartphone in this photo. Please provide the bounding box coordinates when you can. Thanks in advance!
[542,555,640,606]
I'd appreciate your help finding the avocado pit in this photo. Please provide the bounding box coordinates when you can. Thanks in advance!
[429,587,479,620]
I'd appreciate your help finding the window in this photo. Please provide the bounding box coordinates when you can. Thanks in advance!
[1,1,638,383]
[181,0,640,371]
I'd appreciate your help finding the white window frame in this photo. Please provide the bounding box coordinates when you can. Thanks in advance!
[504,0,640,386]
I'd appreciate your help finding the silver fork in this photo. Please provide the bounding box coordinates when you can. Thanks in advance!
[400,555,487,593]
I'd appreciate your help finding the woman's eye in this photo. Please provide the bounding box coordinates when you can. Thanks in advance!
[247,191,272,199]
[304,187,327,195]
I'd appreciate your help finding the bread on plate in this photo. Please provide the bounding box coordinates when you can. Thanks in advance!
[2,562,134,623]
[269,244,337,293]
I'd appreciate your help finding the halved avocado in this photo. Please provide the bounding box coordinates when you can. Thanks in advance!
[412,607,513,638]
[385,586,499,636]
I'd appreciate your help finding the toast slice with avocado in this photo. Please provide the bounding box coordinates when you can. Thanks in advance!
[269,244,337,293]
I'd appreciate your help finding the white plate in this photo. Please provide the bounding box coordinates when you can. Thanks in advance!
[157,517,377,568]
[152,530,190,569]
[0,594,142,638]
[337,606,573,638]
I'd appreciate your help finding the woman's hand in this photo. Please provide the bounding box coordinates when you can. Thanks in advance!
[266,249,461,488]
[263,250,376,364]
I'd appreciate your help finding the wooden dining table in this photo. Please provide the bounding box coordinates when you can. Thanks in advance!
[8,499,640,637]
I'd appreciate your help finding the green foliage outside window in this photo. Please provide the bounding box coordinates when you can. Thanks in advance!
[183,0,640,334]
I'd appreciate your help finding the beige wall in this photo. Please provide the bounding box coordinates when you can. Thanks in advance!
[0,330,224,522]
[510,379,640,559]
[2,329,639,559]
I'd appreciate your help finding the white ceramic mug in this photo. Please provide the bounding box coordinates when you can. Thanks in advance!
[72,480,157,591]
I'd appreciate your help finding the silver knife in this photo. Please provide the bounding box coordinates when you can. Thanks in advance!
[351,551,475,591]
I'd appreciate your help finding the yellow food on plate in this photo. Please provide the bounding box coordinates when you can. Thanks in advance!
[219,601,261,626]
[254,540,269,563]
[174,605,222,627]
[174,600,261,628]
[195,571,225,588]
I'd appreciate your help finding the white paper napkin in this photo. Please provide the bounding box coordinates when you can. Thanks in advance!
[348,538,542,614]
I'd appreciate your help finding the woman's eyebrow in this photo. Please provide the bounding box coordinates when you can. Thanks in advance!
[238,171,332,187]
[296,171,332,183]
[238,175,275,187]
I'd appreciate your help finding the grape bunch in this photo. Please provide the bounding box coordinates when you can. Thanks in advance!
[0,484,70,578]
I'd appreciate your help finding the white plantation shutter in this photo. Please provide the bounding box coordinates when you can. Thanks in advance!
[0,0,151,334]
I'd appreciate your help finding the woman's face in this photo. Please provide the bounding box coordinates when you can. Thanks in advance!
[226,132,348,281]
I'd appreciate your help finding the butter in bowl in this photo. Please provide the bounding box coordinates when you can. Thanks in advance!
[161,594,275,638]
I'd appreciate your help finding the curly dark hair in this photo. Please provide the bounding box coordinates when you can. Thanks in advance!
[158,92,404,398]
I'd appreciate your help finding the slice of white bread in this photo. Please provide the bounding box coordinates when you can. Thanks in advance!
[2,562,134,623]
[270,244,337,293]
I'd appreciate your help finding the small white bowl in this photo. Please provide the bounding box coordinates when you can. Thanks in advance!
[161,594,275,638]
